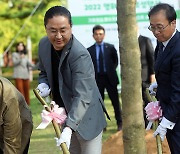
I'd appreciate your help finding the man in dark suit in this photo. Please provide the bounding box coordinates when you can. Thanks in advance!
[87,25,122,131]
[148,3,180,153]
[138,34,155,127]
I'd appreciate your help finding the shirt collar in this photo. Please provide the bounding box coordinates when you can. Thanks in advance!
[162,30,176,47]
[96,42,104,47]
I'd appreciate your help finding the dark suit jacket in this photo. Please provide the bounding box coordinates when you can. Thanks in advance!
[138,35,154,84]
[38,35,109,140]
[155,31,180,130]
[87,43,119,86]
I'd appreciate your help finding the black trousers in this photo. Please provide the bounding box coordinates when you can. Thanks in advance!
[96,74,122,125]
[166,124,180,154]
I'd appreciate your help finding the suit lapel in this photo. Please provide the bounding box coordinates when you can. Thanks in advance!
[58,36,72,92]
[59,36,73,67]
[59,48,69,67]
[91,44,98,71]
[104,43,108,64]
[155,31,179,73]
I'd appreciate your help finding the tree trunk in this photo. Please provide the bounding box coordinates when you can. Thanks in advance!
[116,0,146,153]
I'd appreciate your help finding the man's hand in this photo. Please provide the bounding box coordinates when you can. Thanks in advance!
[55,127,72,150]
[153,124,167,141]
[149,82,158,95]
[37,83,50,97]
[153,117,175,141]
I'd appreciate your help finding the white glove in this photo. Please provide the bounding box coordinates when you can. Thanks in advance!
[153,117,175,141]
[149,82,158,95]
[153,124,167,141]
[37,83,51,98]
[55,127,72,150]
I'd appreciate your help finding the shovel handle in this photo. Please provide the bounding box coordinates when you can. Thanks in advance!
[145,88,163,154]
[33,89,70,154]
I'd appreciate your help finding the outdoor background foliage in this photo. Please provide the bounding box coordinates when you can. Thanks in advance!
[0,0,66,60]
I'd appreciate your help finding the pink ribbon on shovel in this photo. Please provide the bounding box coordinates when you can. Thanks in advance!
[36,101,67,129]
[144,101,162,130]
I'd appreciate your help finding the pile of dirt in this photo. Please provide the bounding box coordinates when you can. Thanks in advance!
[102,130,170,154]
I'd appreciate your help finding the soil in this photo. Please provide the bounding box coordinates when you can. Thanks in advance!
[102,130,170,154]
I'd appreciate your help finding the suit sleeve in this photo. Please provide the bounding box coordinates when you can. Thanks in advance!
[146,38,155,75]
[111,45,118,69]
[38,39,50,85]
[165,49,180,122]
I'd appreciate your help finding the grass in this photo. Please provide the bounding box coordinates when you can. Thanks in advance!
[2,69,118,154]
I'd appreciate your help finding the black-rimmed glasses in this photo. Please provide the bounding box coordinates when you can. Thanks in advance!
[148,24,169,32]
[46,27,70,36]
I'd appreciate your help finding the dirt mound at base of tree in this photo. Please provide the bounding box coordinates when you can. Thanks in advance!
[102,130,170,154]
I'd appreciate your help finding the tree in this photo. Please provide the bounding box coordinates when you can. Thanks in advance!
[116,0,146,153]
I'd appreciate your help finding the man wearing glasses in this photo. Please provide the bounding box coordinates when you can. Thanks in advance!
[37,6,109,154]
[147,3,180,153]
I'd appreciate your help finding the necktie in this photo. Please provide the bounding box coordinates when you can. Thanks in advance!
[99,45,104,73]
[156,42,164,62]
[158,42,164,56]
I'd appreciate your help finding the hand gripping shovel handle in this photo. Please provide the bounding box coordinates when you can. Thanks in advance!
[33,89,70,154]
[145,88,163,154]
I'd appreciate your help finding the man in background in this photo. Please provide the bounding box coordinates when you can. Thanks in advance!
[138,34,155,127]
[88,25,122,131]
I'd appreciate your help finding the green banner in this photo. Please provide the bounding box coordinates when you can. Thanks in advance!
[72,15,116,25]
[72,10,180,25]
